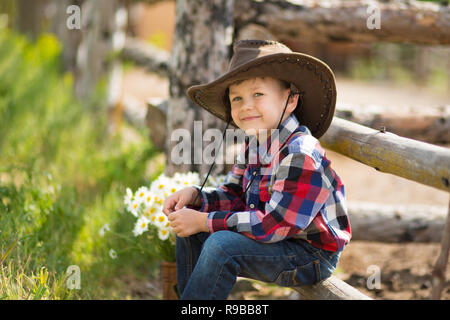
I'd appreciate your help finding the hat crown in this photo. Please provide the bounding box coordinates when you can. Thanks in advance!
[228,40,293,72]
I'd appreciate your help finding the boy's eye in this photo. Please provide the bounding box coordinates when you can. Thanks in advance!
[231,93,263,102]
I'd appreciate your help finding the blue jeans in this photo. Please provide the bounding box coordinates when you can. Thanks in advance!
[175,230,341,300]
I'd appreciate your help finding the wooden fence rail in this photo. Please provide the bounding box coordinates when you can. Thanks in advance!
[293,276,372,300]
[319,117,450,193]
[234,0,450,45]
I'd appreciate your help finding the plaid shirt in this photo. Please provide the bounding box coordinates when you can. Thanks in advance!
[197,114,351,252]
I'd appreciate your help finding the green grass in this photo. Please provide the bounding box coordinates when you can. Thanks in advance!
[0,28,164,299]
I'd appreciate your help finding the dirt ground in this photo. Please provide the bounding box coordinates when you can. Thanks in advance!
[335,241,450,300]
[120,65,450,300]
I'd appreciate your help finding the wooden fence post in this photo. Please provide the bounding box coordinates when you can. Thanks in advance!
[431,197,450,299]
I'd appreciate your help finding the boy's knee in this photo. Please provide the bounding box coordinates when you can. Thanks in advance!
[202,231,242,257]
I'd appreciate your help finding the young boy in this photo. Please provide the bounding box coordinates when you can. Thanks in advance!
[163,40,351,300]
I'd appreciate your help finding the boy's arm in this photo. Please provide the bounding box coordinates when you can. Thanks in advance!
[206,151,331,243]
[194,162,246,213]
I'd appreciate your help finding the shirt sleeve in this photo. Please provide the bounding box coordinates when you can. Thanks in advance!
[194,162,247,213]
[206,151,331,243]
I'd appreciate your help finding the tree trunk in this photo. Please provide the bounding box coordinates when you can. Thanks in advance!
[166,0,235,178]
[234,0,450,45]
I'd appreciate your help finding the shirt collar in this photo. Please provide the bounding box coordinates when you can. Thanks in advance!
[236,114,312,167]
[257,113,311,165]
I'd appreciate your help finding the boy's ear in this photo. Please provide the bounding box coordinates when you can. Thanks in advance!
[287,91,299,112]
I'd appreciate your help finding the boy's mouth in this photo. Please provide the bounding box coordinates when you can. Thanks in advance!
[241,115,261,121]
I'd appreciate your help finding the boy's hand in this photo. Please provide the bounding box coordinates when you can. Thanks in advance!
[168,208,209,237]
[162,187,202,216]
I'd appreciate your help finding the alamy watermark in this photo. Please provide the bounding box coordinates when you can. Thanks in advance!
[366,265,381,290]
[66,5,81,30]
[66,265,81,290]
[366,2,381,30]
[170,123,283,166]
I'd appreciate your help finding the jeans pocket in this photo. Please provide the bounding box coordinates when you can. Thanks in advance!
[274,259,321,287]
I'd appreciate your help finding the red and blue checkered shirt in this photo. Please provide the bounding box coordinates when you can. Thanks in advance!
[197,114,351,252]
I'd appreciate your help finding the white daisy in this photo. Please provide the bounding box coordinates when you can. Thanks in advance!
[150,175,169,196]
[133,216,150,237]
[152,212,168,229]
[127,199,141,217]
[109,249,117,259]
[158,227,170,241]
[142,205,157,219]
[142,190,155,210]
[135,186,149,204]
[175,171,200,187]
[99,223,110,237]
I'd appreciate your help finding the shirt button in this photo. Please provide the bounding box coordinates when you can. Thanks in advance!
[252,171,257,176]
[249,204,255,209]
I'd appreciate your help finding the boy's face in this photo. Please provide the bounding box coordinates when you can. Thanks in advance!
[228,77,298,140]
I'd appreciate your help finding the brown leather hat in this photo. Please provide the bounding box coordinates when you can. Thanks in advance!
[186,39,337,139]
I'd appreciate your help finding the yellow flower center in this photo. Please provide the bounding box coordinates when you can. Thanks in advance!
[158,184,164,189]
[161,230,167,235]
[158,216,165,222]
[139,192,144,197]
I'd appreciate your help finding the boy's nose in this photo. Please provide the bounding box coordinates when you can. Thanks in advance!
[241,99,254,110]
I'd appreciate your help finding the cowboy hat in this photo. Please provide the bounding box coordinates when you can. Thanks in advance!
[186,39,337,139]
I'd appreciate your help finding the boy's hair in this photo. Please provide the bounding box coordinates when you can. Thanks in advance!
[223,77,293,123]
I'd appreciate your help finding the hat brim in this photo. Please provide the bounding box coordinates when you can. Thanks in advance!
[186,52,336,139]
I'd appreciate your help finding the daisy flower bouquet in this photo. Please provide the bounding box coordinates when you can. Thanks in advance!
[123,172,226,263]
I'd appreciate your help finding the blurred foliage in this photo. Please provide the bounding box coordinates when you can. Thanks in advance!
[0,27,164,299]
[347,42,450,94]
